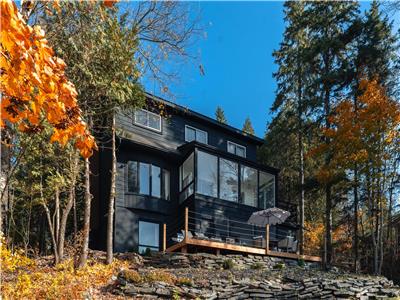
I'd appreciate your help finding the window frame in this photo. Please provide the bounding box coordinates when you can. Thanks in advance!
[138,220,160,253]
[184,125,208,144]
[227,141,246,158]
[134,109,162,132]
[126,161,170,201]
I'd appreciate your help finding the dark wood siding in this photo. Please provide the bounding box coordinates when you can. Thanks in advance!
[116,106,259,161]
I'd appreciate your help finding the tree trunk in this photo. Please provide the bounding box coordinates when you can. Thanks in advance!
[106,114,116,264]
[57,153,79,261]
[78,157,92,268]
[297,55,305,255]
[325,184,333,269]
[353,166,359,273]
[43,203,59,265]
[54,186,60,245]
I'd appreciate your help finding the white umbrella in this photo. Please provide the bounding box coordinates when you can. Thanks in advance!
[248,207,290,226]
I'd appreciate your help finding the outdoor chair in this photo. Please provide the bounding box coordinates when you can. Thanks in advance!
[278,236,294,252]
[181,229,193,239]
[225,237,235,244]
[172,233,184,243]
[194,232,209,240]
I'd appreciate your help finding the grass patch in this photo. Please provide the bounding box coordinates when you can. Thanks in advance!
[222,259,235,270]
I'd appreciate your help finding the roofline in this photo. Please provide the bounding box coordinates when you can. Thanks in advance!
[145,92,265,145]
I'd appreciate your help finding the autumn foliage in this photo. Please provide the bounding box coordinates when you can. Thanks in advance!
[0,0,96,158]
[311,78,400,184]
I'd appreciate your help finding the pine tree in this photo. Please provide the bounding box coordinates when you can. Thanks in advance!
[242,117,255,135]
[215,106,228,124]
[306,1,360,269]
[348,0,399,272]
[271,1,311,255]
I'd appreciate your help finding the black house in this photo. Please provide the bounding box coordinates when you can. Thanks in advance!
[91,93,293,254]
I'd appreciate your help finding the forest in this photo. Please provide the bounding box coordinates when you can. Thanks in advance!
[1,0,400,297]
[260,1,400,280]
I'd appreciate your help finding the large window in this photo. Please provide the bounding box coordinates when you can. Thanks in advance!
[241,166,258,207]
[227,141,246,158]
[139,163,150,195]
[179,150,276,209]
[219,159,238,202]
[185,125,208,144]
[138,221,159,253]
[196,151,218,197]
[134,109,161,132]
[179,153,194,202]
[127,161,138,193]
[259,172,275,208]
[126,161,169,200]
[180,153,194,190]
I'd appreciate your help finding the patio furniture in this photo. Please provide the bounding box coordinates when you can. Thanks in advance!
[252,236,266,248]
[278,236,294,252]
[181,230,193,239]
[210,236,222,242]
[226,237,235,244]
[248,207,290,226]
[194,232,208,240]
[172,233,184,243]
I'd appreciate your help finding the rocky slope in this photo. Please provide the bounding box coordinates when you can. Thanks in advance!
[110,252,400,299]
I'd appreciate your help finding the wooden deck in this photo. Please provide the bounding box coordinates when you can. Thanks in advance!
[165,207,322,263]
[165,238,321,262]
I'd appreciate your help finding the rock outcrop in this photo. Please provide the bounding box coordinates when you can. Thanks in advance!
[112,252,400,299]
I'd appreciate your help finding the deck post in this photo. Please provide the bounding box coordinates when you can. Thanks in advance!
[184,207,189,242]
[265,224,270,255]
[163,223,166,252]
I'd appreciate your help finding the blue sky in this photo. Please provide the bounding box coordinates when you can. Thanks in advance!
[142,1,399,138]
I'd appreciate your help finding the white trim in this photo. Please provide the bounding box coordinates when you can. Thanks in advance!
[134,109,162,132]
[184,125,208,144]
[227,141,246,158]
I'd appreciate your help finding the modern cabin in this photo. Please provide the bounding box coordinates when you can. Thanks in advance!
[90,93,320,262]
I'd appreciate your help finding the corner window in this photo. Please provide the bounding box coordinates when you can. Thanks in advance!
[259,171,275,208]
[134,109,161,132]
[126,161,170,200]
[185,125,208,144]
[227,141,246,158]
[219,158,239,202]
[240,166,258,207]
[138,221,159,253]
[196,151,218,197]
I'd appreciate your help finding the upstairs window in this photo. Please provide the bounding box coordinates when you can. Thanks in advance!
[185,125,208,144]
[227,141,246,158]
[127,161,170,200]
[134,109,161,132]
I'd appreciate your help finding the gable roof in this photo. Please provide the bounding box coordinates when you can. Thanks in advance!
[145,92,264,145]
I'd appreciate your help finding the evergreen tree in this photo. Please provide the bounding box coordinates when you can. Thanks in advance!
[242,117,255,135]
[215,106,228,124]
[305,1,360,269]
[270,1,312,255]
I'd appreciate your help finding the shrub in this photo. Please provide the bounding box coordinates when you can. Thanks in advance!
[177,277,193,286]
[297,259,305,268]
[222,259,235,270]
[2,257,129,299]
[273,262,285,270]
[122,269,142,283]
[145,270,176,284]
[250,262,264,270]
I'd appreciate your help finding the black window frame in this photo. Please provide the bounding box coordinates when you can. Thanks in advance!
[133,108,162,133]
[185,125,208,144]
[138,219,161,253]
[179,147,276,209]
[126,161,170,201]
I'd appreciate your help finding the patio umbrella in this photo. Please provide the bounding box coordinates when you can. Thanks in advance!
[247,207,290,226]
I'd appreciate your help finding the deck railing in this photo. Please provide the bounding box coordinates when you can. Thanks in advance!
[165,207,323,263]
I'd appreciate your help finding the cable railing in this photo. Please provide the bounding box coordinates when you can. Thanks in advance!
[166,207,303,254]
